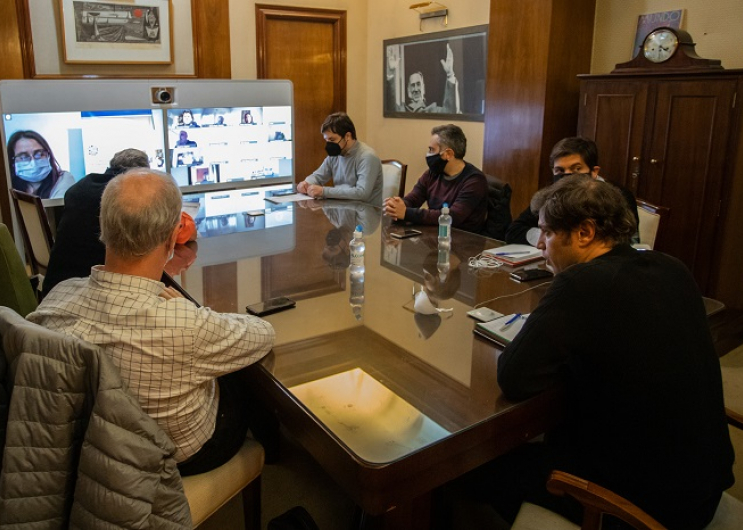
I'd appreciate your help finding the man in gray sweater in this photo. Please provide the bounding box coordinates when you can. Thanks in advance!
[297,112,383,206]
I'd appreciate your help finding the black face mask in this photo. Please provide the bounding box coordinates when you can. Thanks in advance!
[325,138,345,157]
[552,172,567,183]
[426,152,448,175]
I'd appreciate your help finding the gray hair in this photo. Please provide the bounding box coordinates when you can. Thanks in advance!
[100,168,182,258]
[431,124,467,159]
[109,148,150,174]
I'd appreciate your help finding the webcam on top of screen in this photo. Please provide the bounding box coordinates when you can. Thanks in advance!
[151,87,175,105]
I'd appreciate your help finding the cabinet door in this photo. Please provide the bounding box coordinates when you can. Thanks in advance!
[642,79,737,292]
[578,80,649,193]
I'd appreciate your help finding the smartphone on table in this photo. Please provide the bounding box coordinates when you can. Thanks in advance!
[390,229,422,240]
[509,269,553,282]
[246,296,296,317]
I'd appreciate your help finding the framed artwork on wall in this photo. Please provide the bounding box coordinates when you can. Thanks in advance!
[58,0,173,64]
[383,25,488,122]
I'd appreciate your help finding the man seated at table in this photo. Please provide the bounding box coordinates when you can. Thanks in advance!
[469,175,733,528]
[383,124,488,233]
[505,136,639,245]
[28,168,276,476]
[296,112,383,205]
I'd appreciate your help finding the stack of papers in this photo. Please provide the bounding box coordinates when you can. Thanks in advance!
[483,244,543,266]
[474,313,529,346]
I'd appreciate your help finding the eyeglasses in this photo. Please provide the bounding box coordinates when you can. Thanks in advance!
[14,149,49,163]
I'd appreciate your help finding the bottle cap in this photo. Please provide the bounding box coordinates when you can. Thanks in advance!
[441,203,449,214]
[354,224,363,238]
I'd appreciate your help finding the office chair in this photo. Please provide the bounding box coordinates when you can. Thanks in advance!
[634,199,670,250]
[0,223,38,317]
[483,174,512,241]
[10,189,54,275]
[381,159,408,198]
[511,410,743,529]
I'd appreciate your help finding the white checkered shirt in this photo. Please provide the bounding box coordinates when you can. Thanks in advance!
[28,266,275,462]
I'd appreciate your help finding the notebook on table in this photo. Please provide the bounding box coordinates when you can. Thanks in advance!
[483,244,543,266]
[474,313,529,346]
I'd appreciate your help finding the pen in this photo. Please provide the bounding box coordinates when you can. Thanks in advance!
[499,313,522,332]
[495,251,532,256]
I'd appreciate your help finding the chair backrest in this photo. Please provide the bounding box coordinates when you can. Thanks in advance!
[483,174,513,241]
[0,223,38,317]
[10,189,54,274]
[381,159,408,198]
[636,199,670,250]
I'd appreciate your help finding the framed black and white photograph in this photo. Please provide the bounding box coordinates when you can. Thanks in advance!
[384,25,488,122]
[59,0,173,64]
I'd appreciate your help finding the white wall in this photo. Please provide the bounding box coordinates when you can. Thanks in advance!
[592,0,743,73]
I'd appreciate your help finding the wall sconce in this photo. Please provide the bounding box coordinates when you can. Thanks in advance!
[410,2,448,31]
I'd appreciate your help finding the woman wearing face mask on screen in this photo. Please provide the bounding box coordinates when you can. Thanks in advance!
[7,130,75,199]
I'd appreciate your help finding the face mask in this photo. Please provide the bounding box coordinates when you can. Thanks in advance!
[552,172,568,184]
[15,158,52,183]
[426,152,448,175]
[325,138,345,157]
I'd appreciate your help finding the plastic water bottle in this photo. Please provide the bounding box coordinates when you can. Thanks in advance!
[438,203,452,250]
[349,225,365,282]
[349,275,365,321]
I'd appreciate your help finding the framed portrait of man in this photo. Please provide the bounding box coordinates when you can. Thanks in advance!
[383,25,488,122]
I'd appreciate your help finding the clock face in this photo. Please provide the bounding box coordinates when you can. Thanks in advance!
[643,29,679,63]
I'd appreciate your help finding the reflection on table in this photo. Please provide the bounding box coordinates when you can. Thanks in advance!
[170,199,559,519]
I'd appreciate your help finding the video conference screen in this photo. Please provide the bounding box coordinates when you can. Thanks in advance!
[2,108,166,200]
[166,105,293,188]
[0,79,295,203]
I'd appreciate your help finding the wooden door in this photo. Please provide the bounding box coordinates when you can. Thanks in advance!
[256,5,347,185]
[578,80,650,194]
[642,79,737,292]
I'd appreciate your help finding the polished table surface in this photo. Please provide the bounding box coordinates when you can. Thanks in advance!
[171,197,561,522]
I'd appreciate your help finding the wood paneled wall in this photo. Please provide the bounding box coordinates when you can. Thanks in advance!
[483,0,596,215]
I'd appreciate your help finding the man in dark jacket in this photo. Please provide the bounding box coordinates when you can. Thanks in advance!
[494,175,734,528]
[383,124,488,234]
[42,148,150,297]
[505,137,639,245]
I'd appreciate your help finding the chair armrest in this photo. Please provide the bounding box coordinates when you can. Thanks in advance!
[546,470,665,530]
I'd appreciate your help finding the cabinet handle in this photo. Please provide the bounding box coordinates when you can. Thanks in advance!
[632,157,640,162]
[650,159,659,165]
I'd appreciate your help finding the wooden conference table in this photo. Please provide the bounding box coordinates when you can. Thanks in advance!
[170,197,562,528]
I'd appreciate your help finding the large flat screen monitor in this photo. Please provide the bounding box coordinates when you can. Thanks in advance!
[0,79,294,207]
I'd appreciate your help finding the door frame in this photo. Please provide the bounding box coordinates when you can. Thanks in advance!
[255,4,347,112]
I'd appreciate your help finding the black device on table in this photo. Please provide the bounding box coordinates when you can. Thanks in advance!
[390,229,422,240]
[247,296,296,317]
[509,269,553,282]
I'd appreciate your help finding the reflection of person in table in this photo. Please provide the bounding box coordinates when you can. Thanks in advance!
[387,43,461,114]
[7,130,74,199]
[459,175,735,528]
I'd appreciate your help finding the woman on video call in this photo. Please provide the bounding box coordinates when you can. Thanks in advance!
[7,130,74,199]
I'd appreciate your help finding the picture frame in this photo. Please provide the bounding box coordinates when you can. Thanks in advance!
[631,9,684,59]
[58,0,173,64]
[384,25,488,122]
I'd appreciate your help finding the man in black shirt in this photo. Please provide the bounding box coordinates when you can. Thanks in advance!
[42,148,150,297]
[506,137,639,245]
[492,175,734,528]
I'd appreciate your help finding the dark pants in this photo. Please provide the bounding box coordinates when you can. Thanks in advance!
[177,371,254,477]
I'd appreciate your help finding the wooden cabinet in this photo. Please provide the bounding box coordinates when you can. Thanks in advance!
[578,71,743,299]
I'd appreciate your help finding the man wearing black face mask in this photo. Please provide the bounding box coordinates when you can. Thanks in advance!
[384,124,488,233]
[296,112,383,205]
[505,137,639,246]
